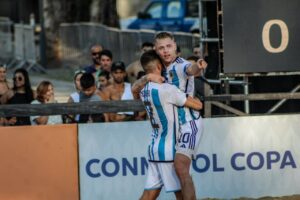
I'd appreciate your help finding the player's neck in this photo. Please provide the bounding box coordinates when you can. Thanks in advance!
[163,56,178,68]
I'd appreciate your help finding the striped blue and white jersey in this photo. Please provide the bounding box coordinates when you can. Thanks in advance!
[163,57,199,124]
[140,82,187,162]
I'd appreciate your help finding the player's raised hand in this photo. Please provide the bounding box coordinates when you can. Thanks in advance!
[197,58,208,70]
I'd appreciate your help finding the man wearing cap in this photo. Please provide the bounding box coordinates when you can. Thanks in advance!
[105,61,134,122]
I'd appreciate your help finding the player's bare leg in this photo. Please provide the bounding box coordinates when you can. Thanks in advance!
[174,153,196,200]
[175,190,183,200]
[139,189,161,200]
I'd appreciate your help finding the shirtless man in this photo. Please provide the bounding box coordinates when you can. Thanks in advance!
[126,42,154,84]
[105,61,134,122]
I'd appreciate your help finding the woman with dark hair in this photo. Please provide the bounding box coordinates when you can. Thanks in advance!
[30,81,62,125]
[0,68,35,126]
[96,70,110,100]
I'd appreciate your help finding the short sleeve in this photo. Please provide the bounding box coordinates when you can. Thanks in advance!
[164,84,186,106]
[183,62,192,76]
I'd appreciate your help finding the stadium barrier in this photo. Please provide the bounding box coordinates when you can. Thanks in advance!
[0,17,13,62]
[59,22,200,67]
[1,114,300,199]
[9,24,46,73]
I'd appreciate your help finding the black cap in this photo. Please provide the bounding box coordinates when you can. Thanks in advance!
[111,61,125,72]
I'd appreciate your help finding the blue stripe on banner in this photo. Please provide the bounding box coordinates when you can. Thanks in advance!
[152,89,168,161]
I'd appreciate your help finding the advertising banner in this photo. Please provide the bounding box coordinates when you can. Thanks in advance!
[0,124,79,200]
[79,115,300,199]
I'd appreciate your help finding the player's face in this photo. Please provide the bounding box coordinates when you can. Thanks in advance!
[155,37,177,66]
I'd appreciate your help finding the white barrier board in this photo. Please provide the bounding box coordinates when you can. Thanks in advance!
[79,115,300,199]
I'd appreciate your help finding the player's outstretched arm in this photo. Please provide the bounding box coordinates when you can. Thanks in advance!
[184,96,203,111]
[186,58,208,76]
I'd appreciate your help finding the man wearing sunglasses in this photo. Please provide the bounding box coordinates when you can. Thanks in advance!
[84,44,103,75]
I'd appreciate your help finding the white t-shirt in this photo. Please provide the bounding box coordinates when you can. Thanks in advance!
[30,100,63,125]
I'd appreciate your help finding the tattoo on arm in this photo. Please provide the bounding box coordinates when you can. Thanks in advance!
[132,75,148,99]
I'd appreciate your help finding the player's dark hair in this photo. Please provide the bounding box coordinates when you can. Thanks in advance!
[140,50,161,73]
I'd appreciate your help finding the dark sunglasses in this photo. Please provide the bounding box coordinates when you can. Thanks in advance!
[13,76,23,81]
[92,52,101,56]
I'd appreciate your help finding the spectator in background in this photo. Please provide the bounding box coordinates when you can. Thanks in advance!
[176,45,181,57]
[0,64,12,126]
[96,71,111,122]
[84,44,103,73]
[30,81,62,125]
[193,44,201,58]
[106,61,134,122]
[126,42,154,84]
[96,70,110,100]
[66,69,85,123]
[79,73,106,123]
[99,49,113,73]
[0,68,35,126]
[0,64,12,98]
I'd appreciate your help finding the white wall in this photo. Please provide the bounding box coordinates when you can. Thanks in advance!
[78,115,300,199]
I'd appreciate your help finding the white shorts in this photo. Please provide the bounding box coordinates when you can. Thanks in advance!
[176,118,203,159]
[144,162,181,193]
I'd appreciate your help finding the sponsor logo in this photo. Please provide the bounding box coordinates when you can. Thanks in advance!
[85,150,297,177]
